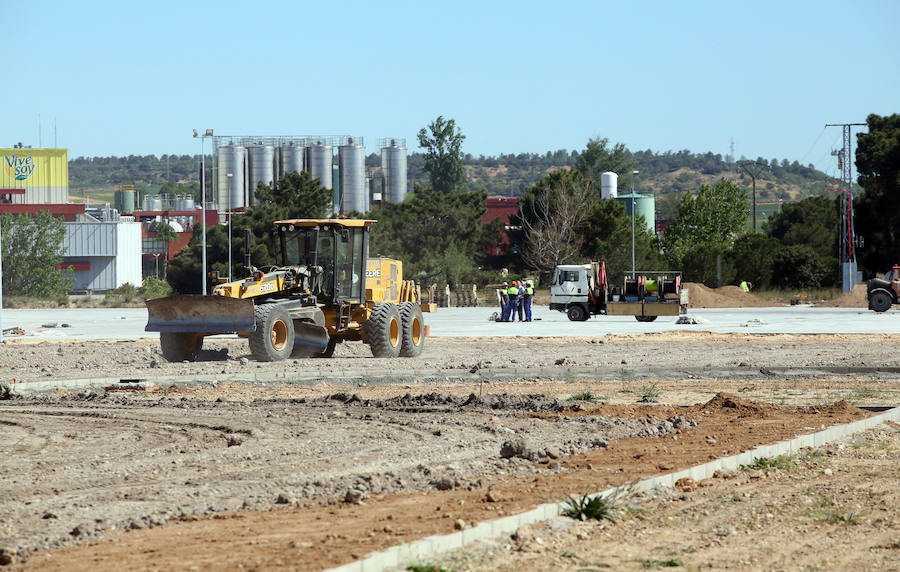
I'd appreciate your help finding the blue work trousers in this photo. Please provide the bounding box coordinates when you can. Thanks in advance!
[524,295,533,321]
[505,298,518,321]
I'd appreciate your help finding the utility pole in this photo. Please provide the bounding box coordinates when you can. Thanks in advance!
[825,122,865,293]
[737,160,766,232]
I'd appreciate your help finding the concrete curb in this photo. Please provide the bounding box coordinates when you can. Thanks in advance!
[11,363,900,395]
[324,406,900,572]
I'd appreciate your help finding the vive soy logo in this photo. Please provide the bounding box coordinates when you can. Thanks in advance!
[4,154,36,181]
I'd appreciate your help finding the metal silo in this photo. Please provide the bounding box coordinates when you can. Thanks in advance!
[306,141,333,190]
[247,144,276,205]
[381,138,407,204]
[617,192,656,234]
[600,171,618,199]
[278,142,305,178]
[338,137,367,214]
[217,144,247,212]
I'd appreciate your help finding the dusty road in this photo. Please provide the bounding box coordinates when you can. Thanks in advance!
[0,333,898,570]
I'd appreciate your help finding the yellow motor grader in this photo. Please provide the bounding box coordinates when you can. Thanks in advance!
[145,218,425,362]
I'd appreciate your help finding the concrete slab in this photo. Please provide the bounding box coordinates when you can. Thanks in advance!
[2,305,900,342]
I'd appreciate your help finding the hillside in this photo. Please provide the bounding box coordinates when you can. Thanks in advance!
[68,148,838,215]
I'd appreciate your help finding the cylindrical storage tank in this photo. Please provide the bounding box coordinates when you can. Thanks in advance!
[278,143,305,178]
[306,142,333,190]
[247,145,276,205]
[142,196,163,212]
[174,195,187,211]
[338,139,367,214]
[616,193,656,234]
[180,196,195,211]
[120,189,135,214]
[217,145,247,212]
[600,171,618,199]
[381,140,407,203]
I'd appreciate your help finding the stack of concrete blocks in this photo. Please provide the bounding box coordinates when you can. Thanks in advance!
[430,284,451,308]
[452,284,479,307]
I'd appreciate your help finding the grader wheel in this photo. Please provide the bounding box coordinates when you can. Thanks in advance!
[367,302,402,358]
[249,304,295,362]
[398,302,425,357]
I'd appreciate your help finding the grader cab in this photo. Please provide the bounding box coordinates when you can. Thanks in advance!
[146,219,424,362]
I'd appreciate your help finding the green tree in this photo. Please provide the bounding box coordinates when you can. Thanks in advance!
[417,116,467,193]
[367,184,501,284]
[580,198,665,284]
[0,211,73,299]
[853,113,900,274]
[516,169,595,276]
[773,245,834,289]
[575,137,634,193]
[663,178,748,265]
[726,233,780,289]
[763,195,838,288]
[166,171,331,293]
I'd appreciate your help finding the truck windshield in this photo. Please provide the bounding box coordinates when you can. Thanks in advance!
[558,270,581,284]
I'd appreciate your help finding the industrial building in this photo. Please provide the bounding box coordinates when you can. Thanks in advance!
[1,147,145,292]
[61,220,143,292]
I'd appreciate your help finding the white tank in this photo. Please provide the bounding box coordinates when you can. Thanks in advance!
[601,171,618,199]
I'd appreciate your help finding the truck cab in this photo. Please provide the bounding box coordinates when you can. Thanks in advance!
[550,263,604,321]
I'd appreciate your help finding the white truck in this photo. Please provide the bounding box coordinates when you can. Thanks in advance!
[549,261,688,321]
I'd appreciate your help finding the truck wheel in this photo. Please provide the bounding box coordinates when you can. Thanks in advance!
[367,302,402,358]
[159,333,203,362]
[249,304,294,361]
[869,290,893,313]
[567,305,587,322]
[398,302,425,357]
[635,315,658,322]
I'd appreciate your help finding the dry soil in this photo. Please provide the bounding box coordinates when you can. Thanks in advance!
[0,332,897,571]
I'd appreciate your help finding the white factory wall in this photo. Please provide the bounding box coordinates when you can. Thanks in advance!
[114,221,142,287]
[63,221,143,292]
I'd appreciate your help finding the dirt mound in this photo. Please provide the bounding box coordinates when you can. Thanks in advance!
[684,283,773,308]
[818,284,868,308]
[807,399,865,416]
[699,392,782,417]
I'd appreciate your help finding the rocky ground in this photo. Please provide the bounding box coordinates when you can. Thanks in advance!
[0,333,897,570]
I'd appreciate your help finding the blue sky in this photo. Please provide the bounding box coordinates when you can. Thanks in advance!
[3,0,897,175]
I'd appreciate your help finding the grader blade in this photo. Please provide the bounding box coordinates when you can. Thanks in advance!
[291,321,330,357]
[145,295,256,333]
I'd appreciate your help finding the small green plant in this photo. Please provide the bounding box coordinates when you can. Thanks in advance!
[407,565,452,572]
[571,390,605,403]
[139,275,172,299]
[738,385,756,393]
[105,282,139,303]
[801,494,862,525]
[562,492,619,522]
[637,557,683,568]
[638,382,660,403]
[740,456,794,471]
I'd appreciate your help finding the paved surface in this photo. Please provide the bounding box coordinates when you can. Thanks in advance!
[1,305,898,341]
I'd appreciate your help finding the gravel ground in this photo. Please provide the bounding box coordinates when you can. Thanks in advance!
[0,333,896,570]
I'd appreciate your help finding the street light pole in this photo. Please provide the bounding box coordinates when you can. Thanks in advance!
[194,128,213,294]
[226,172,233,282]
[631,170,639,278]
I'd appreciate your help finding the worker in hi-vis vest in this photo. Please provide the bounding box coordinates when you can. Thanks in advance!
[524,280,534,322]
[505,281,520,323]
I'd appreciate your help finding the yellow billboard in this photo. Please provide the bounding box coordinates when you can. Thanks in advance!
[0,148,68,203]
